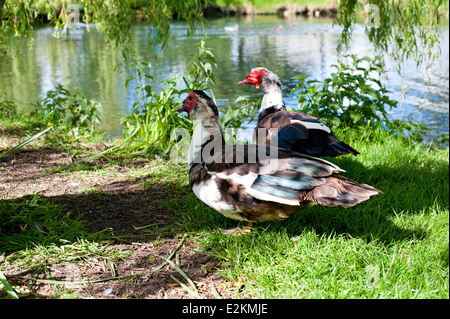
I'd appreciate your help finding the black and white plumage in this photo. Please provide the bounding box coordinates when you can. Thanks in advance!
[176,90,381,225]
[238,67,359,158]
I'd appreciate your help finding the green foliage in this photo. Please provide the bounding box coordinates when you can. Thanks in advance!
[119,62,192,155]
[291,54,433,141]
[219,96,260,144]
[292,55,398,128]
[183,40,217,94]
[80,0,136,47]
[115,40,217,156]
[0,96,17,119]
[220,96,259,130]
[0,0,36,38]
[1,85,103,160]
[335,0,447,70]
[0,0,209,52]
[33,83,102,134]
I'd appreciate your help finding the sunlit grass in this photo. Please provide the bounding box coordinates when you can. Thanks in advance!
[169,125,449,298]
[216,0,335,11]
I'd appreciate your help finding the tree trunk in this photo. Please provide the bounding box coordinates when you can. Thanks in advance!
[0,0,5,26]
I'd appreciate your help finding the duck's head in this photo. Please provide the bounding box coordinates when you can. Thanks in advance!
[238,67,282,92]
[176,90,219,124]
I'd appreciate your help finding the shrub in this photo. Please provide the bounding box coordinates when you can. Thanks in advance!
[33,83,102,134]
[0,97,18,119]
[292,55,397,128]
[120,65,193,155]
[117,40,217,156]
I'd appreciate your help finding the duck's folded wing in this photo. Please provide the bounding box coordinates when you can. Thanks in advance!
[214,145,380,208]
[276,123,309,149]
[288,112,360,157]
[249,155,380,207]
[248,156,335,204]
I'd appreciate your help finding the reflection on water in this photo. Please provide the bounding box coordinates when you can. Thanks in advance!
[0,16,448,140]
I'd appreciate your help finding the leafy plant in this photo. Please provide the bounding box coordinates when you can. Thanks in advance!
[33,83,102,134]
[183,40,217,91]
[219,95,260,144]
[292,55,398,128]
[0,96,17,119]
[220,96,259,130]
[112,40,217,156]
[119,62,192,155]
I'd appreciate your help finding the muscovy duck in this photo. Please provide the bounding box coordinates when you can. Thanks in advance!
[176,90,381,230]
[238,67,359,157]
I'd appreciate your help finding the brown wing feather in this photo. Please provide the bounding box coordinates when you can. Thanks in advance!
[304,175,382,208]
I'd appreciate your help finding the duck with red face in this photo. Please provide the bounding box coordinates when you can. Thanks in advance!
[239,67,359,158]
[176,90,381,232]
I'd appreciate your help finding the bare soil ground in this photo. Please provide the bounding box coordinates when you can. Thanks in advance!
[0,133,235,299]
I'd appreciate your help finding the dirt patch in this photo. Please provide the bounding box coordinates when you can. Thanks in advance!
[3,239,235,299]
[0,136,235,299]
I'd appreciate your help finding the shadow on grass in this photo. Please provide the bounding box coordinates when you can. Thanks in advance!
[0,145,190,253]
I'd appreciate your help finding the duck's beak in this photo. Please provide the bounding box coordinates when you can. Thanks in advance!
[238,74,252,85]
[175,105,187,112]
[238,73,258,86]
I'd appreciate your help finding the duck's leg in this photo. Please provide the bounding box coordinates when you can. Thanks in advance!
[222,221,253,236]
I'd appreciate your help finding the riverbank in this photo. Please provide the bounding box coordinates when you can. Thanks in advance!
[14,0,340,26]
[205,0,338,17]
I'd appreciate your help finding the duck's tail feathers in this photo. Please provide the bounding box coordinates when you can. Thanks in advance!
[332,141,360,157]
[305,175,381,207]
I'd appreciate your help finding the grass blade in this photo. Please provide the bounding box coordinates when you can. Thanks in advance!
[170,275,201,299]
[159,255,202,299]
[0,269,19,299]
[0,126,52,159]
[210,285,223,299]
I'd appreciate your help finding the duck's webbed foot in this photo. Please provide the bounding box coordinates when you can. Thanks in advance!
[221,221,253,236]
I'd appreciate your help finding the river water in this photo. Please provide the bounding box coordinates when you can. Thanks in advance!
[1,16,448,141]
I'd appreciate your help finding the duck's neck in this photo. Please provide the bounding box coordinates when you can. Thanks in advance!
[260,86,284,113]
[188,118,223,169]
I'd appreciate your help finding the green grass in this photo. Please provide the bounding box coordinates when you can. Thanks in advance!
[167,126,449,298]
[0,195,87,252]
[216,0,335,12]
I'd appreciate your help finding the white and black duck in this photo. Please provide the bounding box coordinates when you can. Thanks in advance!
[238,67,359,158]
